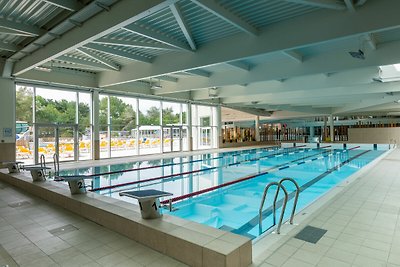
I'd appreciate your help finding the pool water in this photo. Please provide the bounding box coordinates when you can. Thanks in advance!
[59,144,387,238]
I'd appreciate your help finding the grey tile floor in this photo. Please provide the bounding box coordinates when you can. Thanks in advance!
[0,181,187,267]
[2,147,400,266]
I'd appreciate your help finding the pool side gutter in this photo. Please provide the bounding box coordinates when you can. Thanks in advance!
[0,170,252,267]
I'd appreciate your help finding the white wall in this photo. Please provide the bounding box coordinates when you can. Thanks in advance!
[0,78,16,161]
[348,127,400,144]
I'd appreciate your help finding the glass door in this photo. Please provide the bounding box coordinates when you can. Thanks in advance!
[163,127,172,153]
[172,126,182,152]
[34,123,78,164]
[200,127,211,148]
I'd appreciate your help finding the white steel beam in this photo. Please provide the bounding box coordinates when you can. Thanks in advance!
[170,3,196,50]
[123,24,191,51]
[189,67,379,99]
[84,43,152,63]
[333,93,400,114]
[77,47,120,71]
[41,0,83,11]
[190,0,258,36]
[92,37,177,50]
[0,28,33,37]
[153,37,400,95]
[0,18,44,36]
[99,0,400,87]
[44,61,105,71]
[282,50,303,63]
[344,0,356,12]
[17,68,97,88]
[13,0,178,76]
[184,69,212,77]
[227,61,251,71]
[285,0,346,10]
[0,42,18,52]
[57,55,114,70]
[365,33,377,50]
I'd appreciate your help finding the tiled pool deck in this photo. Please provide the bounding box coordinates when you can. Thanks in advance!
[1,147,400,266]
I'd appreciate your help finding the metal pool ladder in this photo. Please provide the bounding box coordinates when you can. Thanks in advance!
[258,178,300,234]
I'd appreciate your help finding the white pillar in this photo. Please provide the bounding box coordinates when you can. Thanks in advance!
[0,78,15,161]
[329,114,334,142]
[255,116,260,142]
[187,102,193,151]
[215,105,221,148]
[92,91,100,160]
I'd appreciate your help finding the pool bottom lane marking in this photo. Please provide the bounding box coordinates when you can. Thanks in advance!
[160,149,334,205]
[230,149,370,237]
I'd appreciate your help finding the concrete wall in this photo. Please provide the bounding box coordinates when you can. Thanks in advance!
[0,78,15,161]
[348,127,400,144]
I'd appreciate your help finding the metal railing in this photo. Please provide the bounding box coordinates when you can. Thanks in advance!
[259,177,300,235]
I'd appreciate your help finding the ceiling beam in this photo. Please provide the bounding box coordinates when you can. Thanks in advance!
[190,0,258,36]
[285,0,346,10]
[84,43,153,63]
[170,3,196,50]
[99,0,399,87]
[365,33,377,50]
[227,61,251,71]
[0,42,18,52]
[12,0,178,76]
[77,47,120,71]
[41,0,84,11]
[122,24,191,51]
[92,37,177,50]
[0,18,44,36]
[282,50,303,63]
[0,28,34,37]
[344,0,356,12]
[183,69,212,77]
[44,61,104,71]
[333,93,400,114]
[57,55,114,70]
[159,75,179,82]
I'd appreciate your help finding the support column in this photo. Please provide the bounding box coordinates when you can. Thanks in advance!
[323,116,327,142]
[255,116,260,142]
[0,78,16,161]
[309,126,315,142]
[92,91,100,160]
[187,102,193,151]
[215,105,221,148]
[329,114,334,143]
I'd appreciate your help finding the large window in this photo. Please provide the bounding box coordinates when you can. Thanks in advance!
[192,104,218,150]
[16,85,92,164]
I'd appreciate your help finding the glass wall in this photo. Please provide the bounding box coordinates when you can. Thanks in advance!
[15,85,92,164]
[16,83,219,163]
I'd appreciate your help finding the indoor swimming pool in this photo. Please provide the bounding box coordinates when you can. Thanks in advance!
[58,144,388,238]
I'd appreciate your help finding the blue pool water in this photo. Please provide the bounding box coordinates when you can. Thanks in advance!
[59,144,387,238]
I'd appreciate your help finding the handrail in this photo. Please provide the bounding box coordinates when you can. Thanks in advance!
[40,154,47,177]
[53,153,60,176]
[275,178,300,224]
[259,182,288,235]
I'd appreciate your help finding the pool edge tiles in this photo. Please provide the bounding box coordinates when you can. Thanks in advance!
[0,170,252,267]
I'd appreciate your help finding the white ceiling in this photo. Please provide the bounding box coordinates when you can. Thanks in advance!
[2,0,400,119]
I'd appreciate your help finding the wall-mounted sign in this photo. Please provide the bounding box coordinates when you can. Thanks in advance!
[3,127,12,137]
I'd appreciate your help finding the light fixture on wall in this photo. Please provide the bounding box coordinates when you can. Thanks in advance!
[208,87,218,98]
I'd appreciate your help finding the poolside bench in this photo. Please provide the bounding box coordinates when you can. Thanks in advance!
[119,189,173,219]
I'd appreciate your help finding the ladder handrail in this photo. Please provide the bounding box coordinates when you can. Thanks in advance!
[259,182,288,235]
[274,178,300,225]
[40,154,47,177]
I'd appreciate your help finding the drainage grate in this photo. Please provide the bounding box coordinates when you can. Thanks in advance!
[8,201,31,208]
[294,225,327,244]
[49,224,78,236]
